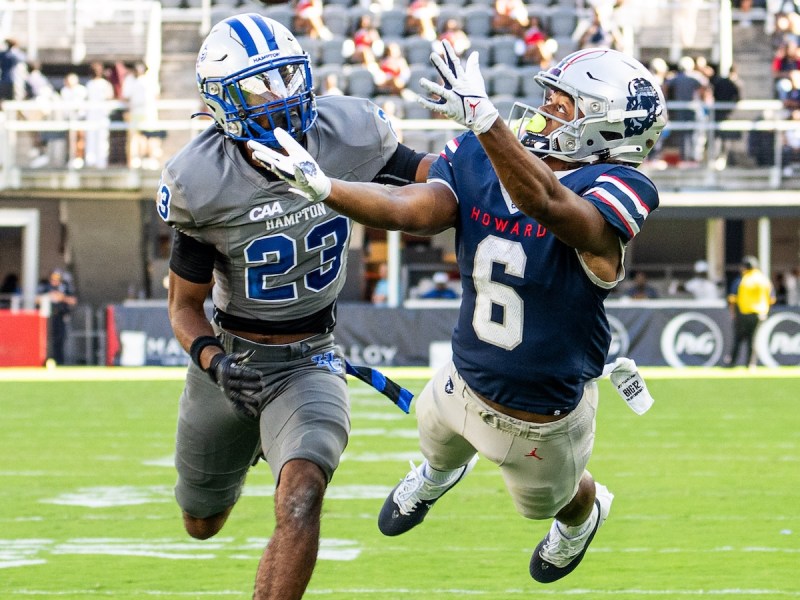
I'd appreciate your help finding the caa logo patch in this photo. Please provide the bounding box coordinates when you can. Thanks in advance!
[755,312,800,367]
[156,183,171,222]
[660,312,724,368]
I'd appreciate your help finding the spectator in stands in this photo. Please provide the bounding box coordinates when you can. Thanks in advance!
[59,72,88,169]
[624,270,660,299]
[771,11,800,51]
[0,38,27,102]
[25,60,51,100]
[371,262,389,306]
[293,0,333,41]
[406,0,440,42]
[122,61,162,169]
[437,18,471,59]
[84,61,115,169]
[663,55,710,162]
[376,41,413,98]
[420,271,459,299]
[785,265,800,305]
[0,272,21,309]
[106,61,130,100]
[710,63,742,169]
[519,16,557,69]
[492,0,530,37]
[772,39,800,99]
[320,72,344,96]
[347,13,384,68]
[781,108,800,174]
[649,57,671,89]
[774,271,789,304]
[25,62,58,168]
[574,6,623,51]
[669,260,722,300]
[782,68,800,108]
[723,256,775,368]
[37,268,77,365]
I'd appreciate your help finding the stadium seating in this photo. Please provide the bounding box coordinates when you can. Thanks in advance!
[486,64,521,96]
[403,36,435,66]
[323,5,352,37]
[490,35,520,66]
[379,8,407,38]
[346,66,377,98]
[463,5,494,38]
[319,37,347,66]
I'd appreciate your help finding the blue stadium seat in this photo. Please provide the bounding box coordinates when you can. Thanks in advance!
[547,8,578,38]
[379,8,407,38]
[491,94,519,120]
[346,66,377,98]
[320,37,347,66]
[517,64,546,98]
[403,36,435,66]
[490,35,520,66]
[407,64,437,95]
[323,5,352,37]
[298,36,322,65]
[402,97,433,119]
[466,37,492,68]
[436,4,464,29]
[263,5,293,30]
[463,5,494,38]
[486,64,521,96]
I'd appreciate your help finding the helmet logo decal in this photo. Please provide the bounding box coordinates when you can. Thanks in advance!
[624,77,661,137]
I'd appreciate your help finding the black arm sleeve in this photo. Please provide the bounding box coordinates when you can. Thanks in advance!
[169,229,216,284]
[372,143,427,186]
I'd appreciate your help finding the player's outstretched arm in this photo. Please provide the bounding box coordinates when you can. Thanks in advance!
[249,130,457,236]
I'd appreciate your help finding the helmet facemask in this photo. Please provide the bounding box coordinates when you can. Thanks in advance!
[509,48,667,166]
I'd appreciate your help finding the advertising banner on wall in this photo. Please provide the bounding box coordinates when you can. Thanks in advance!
[106,302,800,368]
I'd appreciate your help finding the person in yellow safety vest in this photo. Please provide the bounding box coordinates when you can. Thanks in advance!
[723,256,775,368]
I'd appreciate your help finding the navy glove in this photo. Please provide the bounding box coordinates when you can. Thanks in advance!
[208,350,265,420]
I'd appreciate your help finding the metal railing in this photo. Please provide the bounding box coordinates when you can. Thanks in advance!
[0,97,796,190]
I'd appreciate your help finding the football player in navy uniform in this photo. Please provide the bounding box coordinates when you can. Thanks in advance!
[250,42,667,584]
[156,14,433,600]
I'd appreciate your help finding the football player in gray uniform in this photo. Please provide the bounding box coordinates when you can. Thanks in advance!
[156,14,433,600]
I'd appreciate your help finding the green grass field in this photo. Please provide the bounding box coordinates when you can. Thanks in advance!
[1,367,799,599]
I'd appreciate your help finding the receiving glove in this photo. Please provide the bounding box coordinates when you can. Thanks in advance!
[207,350,265,420]
[417,40,499,135]
[247,129,332,203]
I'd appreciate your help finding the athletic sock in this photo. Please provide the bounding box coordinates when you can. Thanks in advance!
[556,504,598,539]
[422,462,462,484]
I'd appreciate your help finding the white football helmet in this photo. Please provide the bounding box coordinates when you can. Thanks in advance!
[196,13,316,147]
[509,48,667,165]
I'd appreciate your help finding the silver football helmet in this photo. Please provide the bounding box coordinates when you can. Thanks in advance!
[196,13,316,148]
[509,48,667,165]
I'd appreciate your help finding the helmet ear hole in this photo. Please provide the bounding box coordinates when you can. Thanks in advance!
[600,130,623,142]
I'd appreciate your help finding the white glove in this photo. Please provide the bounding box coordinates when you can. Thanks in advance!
[417,40,499,135]
[601,357,655,415]
[247,128,332,203]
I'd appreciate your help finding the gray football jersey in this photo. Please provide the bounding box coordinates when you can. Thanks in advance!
[156,95,398,323]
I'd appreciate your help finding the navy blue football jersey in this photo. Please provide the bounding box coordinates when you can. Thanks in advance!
[429,132,659,414]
